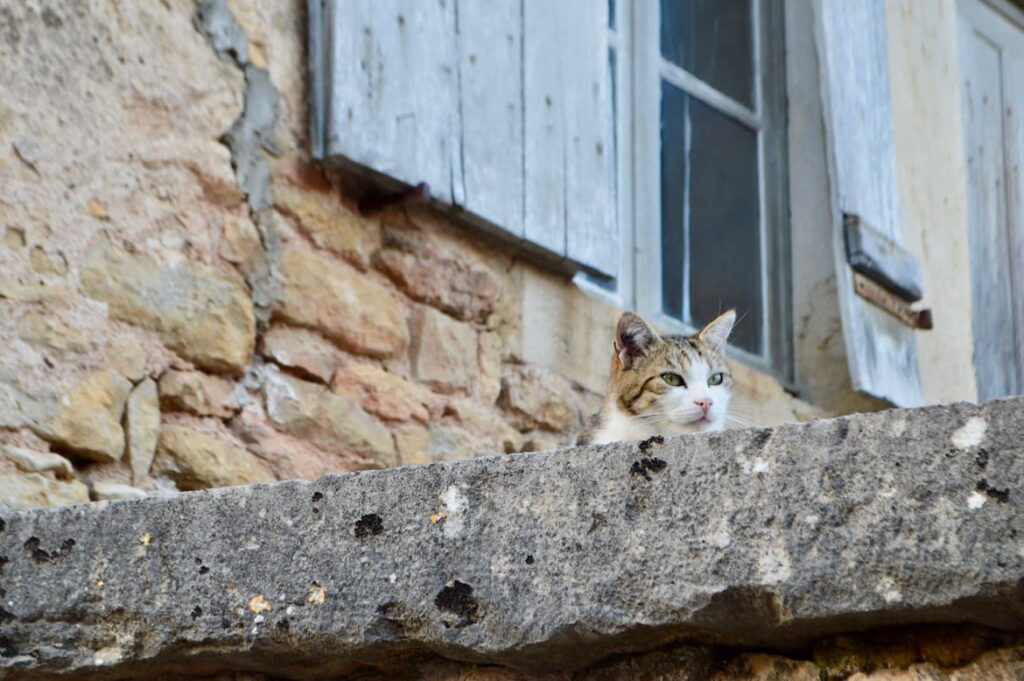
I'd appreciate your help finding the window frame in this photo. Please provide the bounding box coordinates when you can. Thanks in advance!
[579,0,792,382]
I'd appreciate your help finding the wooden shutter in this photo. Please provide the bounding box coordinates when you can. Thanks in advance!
[309,0,617,278]
[815,0,924,406]
[958,0,1024,400]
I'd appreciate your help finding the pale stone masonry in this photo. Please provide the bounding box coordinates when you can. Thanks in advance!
[1,398,1023,678]
[0,0,620,506]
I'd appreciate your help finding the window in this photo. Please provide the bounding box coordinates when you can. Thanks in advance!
[586,0,791,377]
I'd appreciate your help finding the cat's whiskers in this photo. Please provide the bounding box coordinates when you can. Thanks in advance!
[634,406,707,426]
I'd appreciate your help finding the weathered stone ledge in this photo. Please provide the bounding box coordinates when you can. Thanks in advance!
[1,398,1023,679]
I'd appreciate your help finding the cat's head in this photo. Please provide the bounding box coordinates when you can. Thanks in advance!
[610,310,736,434]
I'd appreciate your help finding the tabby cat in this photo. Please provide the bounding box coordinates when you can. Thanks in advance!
[577,310,736,445]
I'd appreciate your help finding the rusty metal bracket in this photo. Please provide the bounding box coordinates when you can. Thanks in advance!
[853,272,933,330]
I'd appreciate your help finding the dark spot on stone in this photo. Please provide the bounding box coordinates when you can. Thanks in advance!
[354,513,384,538]
[0,8,21,46]
[199,565,210,575]
[588,512,607,533]
[191,606,203,619]
[374,601,409,634]
[0,517,5,532]
[0,634,17,655]
[977,479,1010,503]
[312,491,323,502]
[41,7,62,28]
[525,555,534,565]
[751,429,772,449]
[312,507,320,514]
[434,580,479,627]
[630,457,668,481]
[23,537,49,562]
[220,616,231,629]
[195,557,203,565]
[60,538,74,554]
[638,435,665,453]
[276,618,290,631]
[836,418,850,442]
[975,448,989,468]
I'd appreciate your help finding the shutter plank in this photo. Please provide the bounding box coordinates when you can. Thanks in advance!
[523,0,567,257]
[457,0,524,236]
[562,0,617,276]
[959,0,1024,399]
[323,0,457,203]
[817,0,923,406]
[1008,53,1024,392]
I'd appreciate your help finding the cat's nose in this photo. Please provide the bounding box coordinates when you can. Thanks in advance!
[694,397,713,414]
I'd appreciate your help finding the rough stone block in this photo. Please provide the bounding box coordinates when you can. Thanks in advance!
[332,364,431,424]
[375,221,500,323]
[126,378,160,484]
[262,369,396,468]
[81,241,256,375]
[0,473,88,511]
[0,446,73,477]
[152,425,272,491]
[42,370,132,463]
[274,184,377,268]
[499,364,577,433]
[158,370,237,419]
[2,398,1023,678]
[409,306,477,393]
[277,248,408,359]
[260,326,345,384]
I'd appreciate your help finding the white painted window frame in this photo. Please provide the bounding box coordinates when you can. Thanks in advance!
[577,0,792,381]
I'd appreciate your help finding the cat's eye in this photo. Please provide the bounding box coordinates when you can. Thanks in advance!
[661,372,685,387]
[708,372,724,386]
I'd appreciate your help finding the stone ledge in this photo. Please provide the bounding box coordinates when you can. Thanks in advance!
[1,398,1023,679]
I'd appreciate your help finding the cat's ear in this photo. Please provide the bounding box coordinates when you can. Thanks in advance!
[615,312,660,370]
[697,309,736,352]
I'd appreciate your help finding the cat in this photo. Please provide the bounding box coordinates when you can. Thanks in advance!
[576,310,737,445]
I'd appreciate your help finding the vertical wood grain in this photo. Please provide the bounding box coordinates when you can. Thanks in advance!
[816,0,923,406]
[457,0,524,236]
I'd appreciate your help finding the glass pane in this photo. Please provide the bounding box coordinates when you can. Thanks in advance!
[660,81,762,354]
[660,0,755,107]
[660,83,688,321]
[609,48,618,228]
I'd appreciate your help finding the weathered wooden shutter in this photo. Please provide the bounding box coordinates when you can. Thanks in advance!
[309,0,617,278]
[815,0,924,406]
[958,0,1024,400]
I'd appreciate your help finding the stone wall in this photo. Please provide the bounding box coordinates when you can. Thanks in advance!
[0,0,822,511]
[0,0,617,509]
